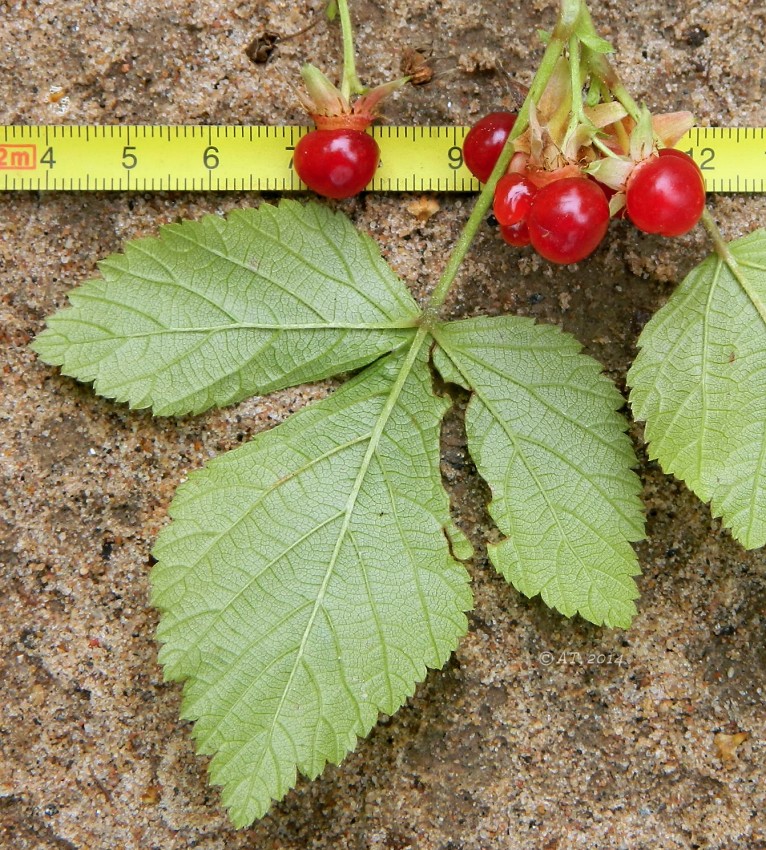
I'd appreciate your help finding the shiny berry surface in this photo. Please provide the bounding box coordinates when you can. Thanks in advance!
[294,129,379,199]
[493,173,536,226]
[625,149,705,237]
[527,177,610,264]
[499,220,531,247]
[462,112,517,183]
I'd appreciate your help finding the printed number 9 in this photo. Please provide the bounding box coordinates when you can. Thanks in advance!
[447,146,463,170]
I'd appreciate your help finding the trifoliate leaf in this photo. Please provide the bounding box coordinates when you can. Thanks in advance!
[434,316,644,628]
[33,201,418,415]
[151,342,472,826]
[628,229,766,548]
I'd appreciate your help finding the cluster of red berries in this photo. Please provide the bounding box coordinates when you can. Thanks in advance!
[464,111,706,265]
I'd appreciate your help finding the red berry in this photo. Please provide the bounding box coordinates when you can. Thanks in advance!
[625,149,705,237]
[493,173,536,226]
[499,220,531,247]
[657,147,690,160]
[294,129,379,199]
[463,111,517,182]
[527,177,610,264]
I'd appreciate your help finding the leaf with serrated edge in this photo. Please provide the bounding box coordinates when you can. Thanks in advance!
[629,229,766,548]
[151,342,472,826]
[434,316,644,628]
[33,201,418,415]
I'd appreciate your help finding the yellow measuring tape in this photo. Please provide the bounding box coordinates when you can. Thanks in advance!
[0,125,763,193]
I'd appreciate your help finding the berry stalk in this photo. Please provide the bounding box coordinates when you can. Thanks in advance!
[422,15,571,319]
[423,0,709,309]
[335,0,366,100]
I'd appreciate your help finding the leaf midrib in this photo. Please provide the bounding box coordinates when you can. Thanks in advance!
[435,336,634,603]
[657,256,723,477]
[435,334,640,531]
[56,314,420,338]
[239,329,430,809]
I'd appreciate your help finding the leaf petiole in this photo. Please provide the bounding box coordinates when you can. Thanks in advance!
[702,208,766,326]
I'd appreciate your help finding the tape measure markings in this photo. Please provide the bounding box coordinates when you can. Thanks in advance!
[683,126,766,193]
[0,125,763,193]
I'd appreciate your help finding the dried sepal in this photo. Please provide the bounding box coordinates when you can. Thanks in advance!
[586,154,634,190]
[629,107,656,162]
[584,101,628,129]
[652,110,694,148]
[608,191,627,217]
[299,63,408,131]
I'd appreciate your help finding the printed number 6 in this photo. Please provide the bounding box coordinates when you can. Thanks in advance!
[203,146,220,169]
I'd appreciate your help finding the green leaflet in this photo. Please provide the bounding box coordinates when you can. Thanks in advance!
[33,201,418,415]
[151,343,473,826]
[629,229,766,548]
[33,199,662,825]
[434,316,645,628]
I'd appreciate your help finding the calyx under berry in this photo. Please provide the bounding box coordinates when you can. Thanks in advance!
[299,63,407,131]
[586,106,696,216]
[293,3,410,200]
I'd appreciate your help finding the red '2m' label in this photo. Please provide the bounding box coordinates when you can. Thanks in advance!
[0,144,37,170]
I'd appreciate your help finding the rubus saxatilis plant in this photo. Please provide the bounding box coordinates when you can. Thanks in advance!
[32,0,765,829]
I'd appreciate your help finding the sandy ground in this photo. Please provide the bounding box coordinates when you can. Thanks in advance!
[1,1,765,848]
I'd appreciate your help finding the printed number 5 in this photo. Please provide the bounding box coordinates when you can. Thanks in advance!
[122,146,138,169]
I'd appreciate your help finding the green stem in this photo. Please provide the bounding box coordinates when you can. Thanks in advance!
[701,208,730,259]
[574,2,642,123]
[556,0,585,35]
[569,36,585,123]
[592,135,620,158]
[609,77,643,123]
[583,46,641,123]
[423,22,570,318]
[702,208,766,326]
[336,0,365,100]
[560,34,589,152]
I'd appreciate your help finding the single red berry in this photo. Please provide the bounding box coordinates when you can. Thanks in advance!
[499,220,531,247]
[493,173,537,226]
[657,147,691,161]
[625,149,705,237]
[294,129,379,199]
[527,177,610,264]
[463,111,517,183]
